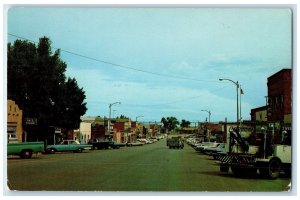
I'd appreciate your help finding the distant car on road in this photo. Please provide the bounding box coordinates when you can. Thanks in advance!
[167,137,184,149]
[45,140,92,154]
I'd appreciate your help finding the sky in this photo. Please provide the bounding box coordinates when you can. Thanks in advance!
[6,6,292,123]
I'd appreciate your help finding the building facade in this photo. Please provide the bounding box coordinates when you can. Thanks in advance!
[7,99,23,142]
[267,68,292,124]
[250,106,268,122]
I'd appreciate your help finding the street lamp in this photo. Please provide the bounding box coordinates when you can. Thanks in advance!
[219,78,239,126]
[135,115,144,139]
[107,102,121,139]
[201,110,211,123]
[201,110,211,142]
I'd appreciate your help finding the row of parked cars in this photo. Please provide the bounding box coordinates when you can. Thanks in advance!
[7,136,165,159]
[185,137,226,160]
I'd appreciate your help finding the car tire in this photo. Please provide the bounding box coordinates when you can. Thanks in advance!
[267,158,281,179]
[49,148,56,154]
[77,148,83,153]
[20,150,32,159]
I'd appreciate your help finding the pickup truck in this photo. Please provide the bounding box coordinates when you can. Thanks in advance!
[167,137,184,149]
[45,140,93,154]
[7,142,44,159]
[88,139,125,149]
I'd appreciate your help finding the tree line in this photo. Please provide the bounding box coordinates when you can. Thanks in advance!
[160,117,191,133]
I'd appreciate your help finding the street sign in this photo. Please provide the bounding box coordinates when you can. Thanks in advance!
[25,118,37,125]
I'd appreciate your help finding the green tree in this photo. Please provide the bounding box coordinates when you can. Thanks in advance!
[161,116,179,132]
[117,115,130,120]
[8,37,87,141]
[180,119,191,128]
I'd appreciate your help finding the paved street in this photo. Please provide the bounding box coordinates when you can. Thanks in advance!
[7,139,291,192]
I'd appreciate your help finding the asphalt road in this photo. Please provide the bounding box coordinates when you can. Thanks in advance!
[7,139,291,192]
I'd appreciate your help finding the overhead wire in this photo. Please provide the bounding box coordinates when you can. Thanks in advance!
[8,33,231,113]
[8,33,218,83]
[88,84,230,108]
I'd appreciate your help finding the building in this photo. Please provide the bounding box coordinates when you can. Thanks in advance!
[73,121,92,144]
[247,68,292,144]
[251,106,268,122]
[113,119,132,143]
[267,68,292,124]
[7,99,23,142]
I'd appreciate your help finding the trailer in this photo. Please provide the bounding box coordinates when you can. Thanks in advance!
[219,126,291,179]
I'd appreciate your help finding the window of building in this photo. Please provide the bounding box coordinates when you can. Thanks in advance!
[280,95,284,110]
[259,113,262,121]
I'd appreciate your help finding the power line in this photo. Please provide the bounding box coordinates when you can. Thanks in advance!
[88,85,230,108]
[8,33,218,83]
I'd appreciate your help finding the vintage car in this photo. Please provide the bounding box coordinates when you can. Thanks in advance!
[7,142,44,159]
[45,140,92,154]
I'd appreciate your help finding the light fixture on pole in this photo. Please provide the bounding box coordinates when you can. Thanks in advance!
[201,109,211,142]
[108,102,121,139]
[219,78,239,126]
[201,110,211,123]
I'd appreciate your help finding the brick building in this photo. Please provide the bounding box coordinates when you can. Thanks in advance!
[250,106,268,122]
[267,68,292,124]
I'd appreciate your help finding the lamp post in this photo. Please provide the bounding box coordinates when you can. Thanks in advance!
[201,110,211,142]
[219,78,239,126]
[201,110,211,123]
[112,110,116,118]
[135,115,144,139]
[108,102,121,139]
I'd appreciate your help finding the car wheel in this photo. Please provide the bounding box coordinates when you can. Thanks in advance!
[49,148,56,154]
[220,164,229,173]
[267,158,281,179]
[77,148,83,153]
[20,150,32,159]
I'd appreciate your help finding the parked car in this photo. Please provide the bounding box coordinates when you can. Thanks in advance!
[195,142,219,152]
[88,139,115,150]
[45,140,92,154]
[137,138,152,144]
[204,143,225,155]
[126,141,144,147]
[7,142,44,159]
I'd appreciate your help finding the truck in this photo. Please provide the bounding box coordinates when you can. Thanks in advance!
[88,138,125,149]
[7,142,44,159]
[219,126,291,179]
[167,136,184,149]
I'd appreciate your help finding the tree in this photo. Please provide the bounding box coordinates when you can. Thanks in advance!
[160,116,179,132]
[180,119,191,128]
[116,115,130,120]
[8,37,87,141]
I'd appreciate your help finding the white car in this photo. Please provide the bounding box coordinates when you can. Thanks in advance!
[204,143,225,155]
[195,142,220,152]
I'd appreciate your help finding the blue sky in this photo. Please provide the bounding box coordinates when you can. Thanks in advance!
[7,7,292,123]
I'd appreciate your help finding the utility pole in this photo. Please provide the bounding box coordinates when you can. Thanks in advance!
[201,109,211,142]
[219,78,240,127]
[108,102,121,140]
